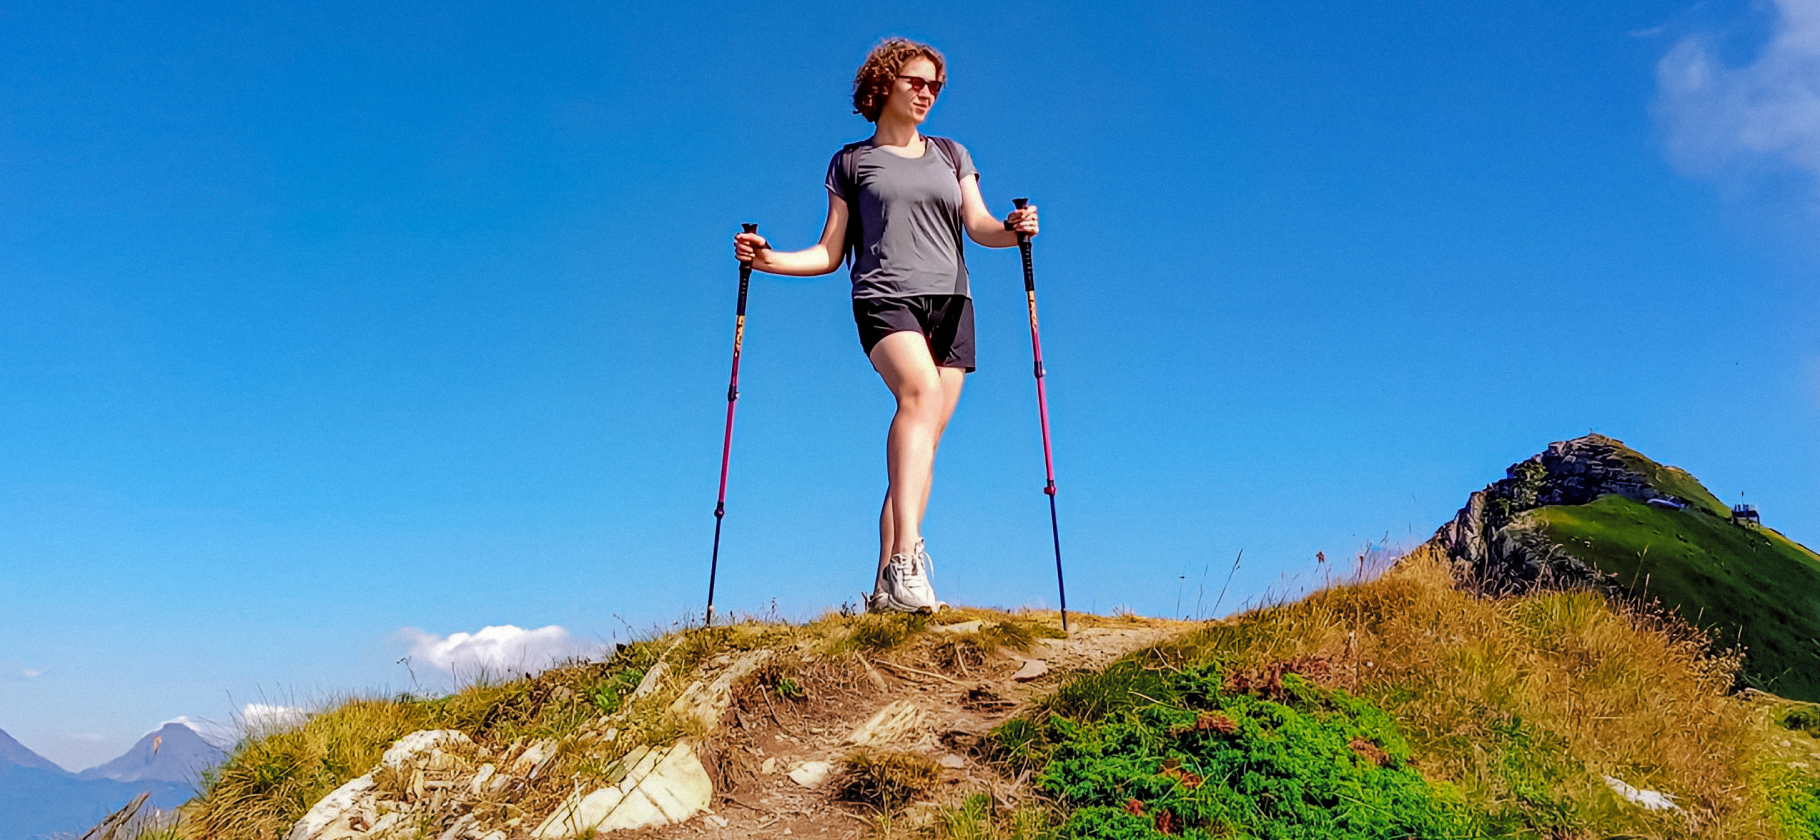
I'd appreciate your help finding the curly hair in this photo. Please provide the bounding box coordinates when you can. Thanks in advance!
[851,38,945,123]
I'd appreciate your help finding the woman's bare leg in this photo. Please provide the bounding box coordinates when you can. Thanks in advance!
[876,363,966,574]
[870,332,967,570]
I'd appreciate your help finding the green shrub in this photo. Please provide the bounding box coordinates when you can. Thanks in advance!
[1012,662,1474,840]
[587,667,645,714]
[1772,777,1820,840]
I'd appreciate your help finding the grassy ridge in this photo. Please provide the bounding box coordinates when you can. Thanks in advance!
[1602,447,1731,516]
[967,547,1811,840]
[1534,496,1820,700]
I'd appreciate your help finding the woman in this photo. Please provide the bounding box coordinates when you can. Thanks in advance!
[733,38,1039,613]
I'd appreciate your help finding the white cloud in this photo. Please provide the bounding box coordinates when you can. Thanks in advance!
[1656,0,1820,187]
[156,705,307,747]
[0,660,46,681]
[399,624,584,679]
[238,703,309,736]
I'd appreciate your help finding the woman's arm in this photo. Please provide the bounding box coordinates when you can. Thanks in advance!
[959,175,1038,247]
[733,193,849,276]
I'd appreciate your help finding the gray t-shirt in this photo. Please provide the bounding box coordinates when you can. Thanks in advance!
[825,137,979,300]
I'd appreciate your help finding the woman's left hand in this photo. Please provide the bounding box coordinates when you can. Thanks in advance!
[1004,204,1039,238]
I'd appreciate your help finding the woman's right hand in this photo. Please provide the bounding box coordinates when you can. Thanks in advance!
[733,231,770,264]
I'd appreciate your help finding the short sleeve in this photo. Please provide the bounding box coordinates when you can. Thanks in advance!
[951,141,979,182]
[825,150,849,201]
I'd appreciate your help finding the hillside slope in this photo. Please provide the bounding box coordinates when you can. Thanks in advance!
[1433,434,1820,701]
[138,551,1820,840]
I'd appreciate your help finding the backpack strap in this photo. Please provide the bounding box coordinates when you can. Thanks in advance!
[927,135,964,179]
[837,142,864,266]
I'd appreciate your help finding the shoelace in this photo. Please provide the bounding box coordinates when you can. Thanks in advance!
[912,539,933,579]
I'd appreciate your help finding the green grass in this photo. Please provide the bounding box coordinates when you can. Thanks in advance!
[938,793,1053,840]
[1003,662,1476,839]
[1597,439,1732,517]
[1534,495,1820,700]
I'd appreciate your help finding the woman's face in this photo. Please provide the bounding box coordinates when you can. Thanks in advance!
[883,56,941,125]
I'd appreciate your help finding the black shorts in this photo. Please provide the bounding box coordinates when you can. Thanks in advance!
[852,295,976,372]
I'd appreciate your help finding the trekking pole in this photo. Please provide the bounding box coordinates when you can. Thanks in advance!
[1008,198,1070,633]
[706,222,758,627]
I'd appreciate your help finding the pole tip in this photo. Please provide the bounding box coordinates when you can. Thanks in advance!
[1012,197,1028,210]
[742,222,758,234]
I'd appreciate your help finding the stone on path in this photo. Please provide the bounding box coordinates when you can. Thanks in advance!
[787,760,835,789]
[1010,658,1049,682]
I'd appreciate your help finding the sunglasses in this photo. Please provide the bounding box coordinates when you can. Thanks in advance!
[895,75,945,96]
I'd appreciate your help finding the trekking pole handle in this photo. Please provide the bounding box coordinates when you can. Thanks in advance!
[1009,199,1036,295]
[736,222,757,314]
[739,223,759,265]
[1004,197,1029,233]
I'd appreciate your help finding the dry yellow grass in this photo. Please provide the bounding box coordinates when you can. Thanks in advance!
[1167,543,1781,838]
[169,607,1070,840]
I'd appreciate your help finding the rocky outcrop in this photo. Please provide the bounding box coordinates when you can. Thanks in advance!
[285,730,475,840]
[531,741,713,837]
[1432,434,1683,592]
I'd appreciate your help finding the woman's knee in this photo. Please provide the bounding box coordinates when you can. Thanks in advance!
[893,374,945,415]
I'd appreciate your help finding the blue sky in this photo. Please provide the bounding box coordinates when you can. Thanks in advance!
[3,0,1817,770]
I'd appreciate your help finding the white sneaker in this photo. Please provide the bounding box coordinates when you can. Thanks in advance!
[908,539,947,612]
[869,550,938,614]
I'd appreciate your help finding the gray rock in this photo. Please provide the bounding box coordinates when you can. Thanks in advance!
[1430,434,1679,593]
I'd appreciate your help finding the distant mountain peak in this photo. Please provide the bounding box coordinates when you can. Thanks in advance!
[1428,433,1820,702]
[0,727,67,773]
[75,721,225,784]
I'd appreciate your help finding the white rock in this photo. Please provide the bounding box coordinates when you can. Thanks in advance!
[760,757,777,774]
[531,740,713,838]
[938,754,966,769]
[434,813,475,840]
[511,739,559,774]
[932,620,985,635]
[787,760,835,789]
[1603,775,1681,812]
[846,700,928,748]
[469,763,496,795]
[283,773,376,840]
[382,730,474,769]
[627,637,686,701]
[670,649,774,729]
[1010,658,1049,682]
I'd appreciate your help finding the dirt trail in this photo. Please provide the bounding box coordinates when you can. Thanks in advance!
[659,616,1195,840]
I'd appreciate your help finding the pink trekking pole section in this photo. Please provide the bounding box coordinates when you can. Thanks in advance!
[1009,198,1071,633]
[707,222,758,627]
